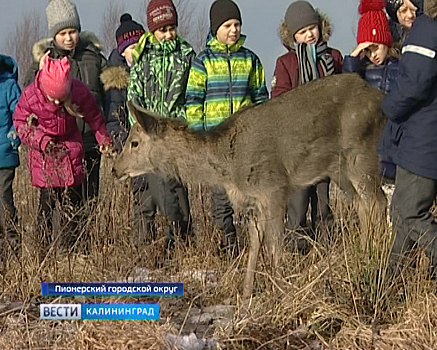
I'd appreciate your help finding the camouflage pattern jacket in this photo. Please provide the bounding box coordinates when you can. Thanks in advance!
[127,32,195,125]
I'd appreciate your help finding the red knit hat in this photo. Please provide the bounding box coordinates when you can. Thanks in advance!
[147,0,178,33]
[357,0,392,46]
[40,56,72,101]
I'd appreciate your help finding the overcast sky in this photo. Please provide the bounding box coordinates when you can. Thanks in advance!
[0,0,360,88]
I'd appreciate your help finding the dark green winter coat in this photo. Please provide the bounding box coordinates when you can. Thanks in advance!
[127,32,195,125]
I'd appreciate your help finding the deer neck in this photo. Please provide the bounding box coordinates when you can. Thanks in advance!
[154,131,231,188]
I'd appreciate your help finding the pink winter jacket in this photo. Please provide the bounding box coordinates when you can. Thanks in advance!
[13,72,110,188]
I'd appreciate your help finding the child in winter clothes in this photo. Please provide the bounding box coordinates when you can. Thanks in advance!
[271,1,343,248]
[185,0,269,257]
[343,0,399,185]
[127,1,195,252]
[380,0,437,275]
[13,57,111,255]
[25,0,107,206]
[102,13,145,151]
[0,54,21,252]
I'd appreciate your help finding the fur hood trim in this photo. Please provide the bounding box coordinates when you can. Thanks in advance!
[425,0,437,17]
[100,66,129,91]
[279,10,332,48]
[31,31,103,63]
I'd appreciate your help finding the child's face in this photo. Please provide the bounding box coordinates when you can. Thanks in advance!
[397,0,417,28]
[153,25,177,42]
[294,24,320,45]
[54,28,79,51]
[216,19,241,46]
[121,43,137,67]
[364,43,389,66]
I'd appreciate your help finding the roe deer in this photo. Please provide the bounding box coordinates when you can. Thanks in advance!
[112,73,387,299]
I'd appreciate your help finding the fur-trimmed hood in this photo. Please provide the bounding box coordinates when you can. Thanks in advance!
[31,31,103,63]
[279,10,332,49]
[100,66,129,91]
[424,0,437,17]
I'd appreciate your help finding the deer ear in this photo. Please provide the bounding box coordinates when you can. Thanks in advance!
[127,100,159,135]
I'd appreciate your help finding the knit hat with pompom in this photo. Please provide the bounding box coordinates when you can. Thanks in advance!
[115,13,145,54]
[357,0,392,46]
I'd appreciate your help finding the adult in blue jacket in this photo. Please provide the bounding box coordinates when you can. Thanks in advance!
[380,0,437,273]
[0,54,21,252]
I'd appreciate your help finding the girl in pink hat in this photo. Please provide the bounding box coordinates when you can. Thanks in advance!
[13,56,111,258]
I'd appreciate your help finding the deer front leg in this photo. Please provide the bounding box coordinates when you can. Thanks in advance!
[262,206,285,293]
[243,215,263,300]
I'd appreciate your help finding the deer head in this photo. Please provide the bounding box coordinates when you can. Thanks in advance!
[112,101,168,180]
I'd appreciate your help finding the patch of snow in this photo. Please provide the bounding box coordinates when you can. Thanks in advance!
[164,332,223,350]
[126,267,152,282]
[173,269,218,287]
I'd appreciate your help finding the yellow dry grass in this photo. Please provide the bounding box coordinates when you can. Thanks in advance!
[0,154,436,349]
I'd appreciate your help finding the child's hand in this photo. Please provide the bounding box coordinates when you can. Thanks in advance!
[350,42,373,57]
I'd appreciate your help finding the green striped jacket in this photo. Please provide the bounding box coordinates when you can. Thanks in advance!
[185,34,269,131]
[127,32,195,126]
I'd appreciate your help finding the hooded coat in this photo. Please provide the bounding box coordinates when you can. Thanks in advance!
[13,74,110,189]
[127,32,196,126]
[0,55,21,169]
[185,33,269,131]
[271,12,343,98]
[380,1,437,180]
[24,32,107,153]
[100,48,130,152]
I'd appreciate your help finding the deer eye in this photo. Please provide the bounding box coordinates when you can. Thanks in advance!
[131,141,139,148]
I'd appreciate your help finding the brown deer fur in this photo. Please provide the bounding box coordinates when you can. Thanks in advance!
[112,73,387,299]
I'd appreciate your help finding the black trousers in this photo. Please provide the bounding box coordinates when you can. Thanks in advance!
[82,150,101,204]
[286,177,332,230]
[132,173,191,246]
[37,186,83,249]
[391,166,437,270]
[0,168,18,238]
[211,187,236,236]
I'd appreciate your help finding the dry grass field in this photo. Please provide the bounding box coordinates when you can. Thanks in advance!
[0,151,436,349]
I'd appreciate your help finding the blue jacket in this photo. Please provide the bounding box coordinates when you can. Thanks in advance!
[343,56,399,95]
[0,55,20,168]
[380,13,437,180]
[343,55,400,179]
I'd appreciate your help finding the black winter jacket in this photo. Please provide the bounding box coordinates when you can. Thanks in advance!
[100,49,130,152]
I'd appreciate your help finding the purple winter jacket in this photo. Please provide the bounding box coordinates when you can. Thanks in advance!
[13,73,111,188]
